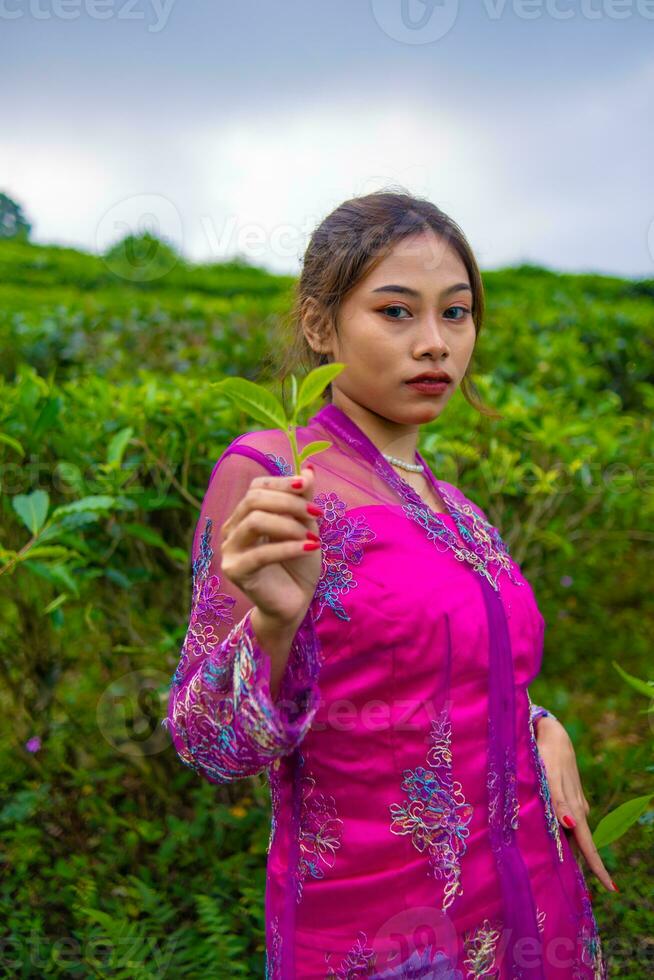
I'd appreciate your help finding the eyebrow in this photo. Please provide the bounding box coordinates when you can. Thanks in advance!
[371,282,472,299]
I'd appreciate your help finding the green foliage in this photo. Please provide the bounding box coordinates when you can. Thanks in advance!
[0,240,652,976]
[213,362,344,472]
[0,191,32,241]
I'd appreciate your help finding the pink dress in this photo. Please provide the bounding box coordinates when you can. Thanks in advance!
[165,402,608,979]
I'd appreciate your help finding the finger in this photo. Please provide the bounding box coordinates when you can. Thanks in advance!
[543,775,574,832]
[222,535,321,580]
[234,509,319,549]
[223,473,323,540]
[554,797,578,832]
[570,814,616,892]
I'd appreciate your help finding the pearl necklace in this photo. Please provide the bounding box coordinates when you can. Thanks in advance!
[382,452,425,473]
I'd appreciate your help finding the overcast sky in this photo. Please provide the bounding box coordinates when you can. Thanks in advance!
[2,0,653,277]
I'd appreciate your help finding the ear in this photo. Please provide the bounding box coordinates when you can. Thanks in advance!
[301,296,335,358]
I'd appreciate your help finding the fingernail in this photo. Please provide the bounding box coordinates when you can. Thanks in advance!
[609,879,619,893]
[307,504,324,516]
[305,463,315,471]
[303,541,320,551]
[562,815,576,829]
[305,531,320,542]
[291,479,304,488]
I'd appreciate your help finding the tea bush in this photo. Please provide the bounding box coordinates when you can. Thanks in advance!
[1,240,652,977]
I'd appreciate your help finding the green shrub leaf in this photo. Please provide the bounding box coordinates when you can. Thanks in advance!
[51,495,117,520]
[592,794,654,849]
[298,440,331,465]
[106,426,134,467]
[12,489,50,534]
[212,378,287,429]
[295,363,346,415]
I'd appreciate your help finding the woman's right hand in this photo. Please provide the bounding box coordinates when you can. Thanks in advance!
[219,465,323,629]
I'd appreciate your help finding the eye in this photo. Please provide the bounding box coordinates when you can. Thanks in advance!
[380,305,411,320]
[444,305,470,321]
[380,304,471,322]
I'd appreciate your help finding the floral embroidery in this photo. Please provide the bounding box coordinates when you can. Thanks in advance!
[389,706,474,911]
[463,916,502,978]
[324,932,463,979]
[169,604,320,783]
[487,737,520,848]
[265,451,293,476]
[529,700,553,726]
[370,946,463,979]
[572,863,607,979]
[324,930,377,977]
[311,490,378,623]
[375,458,522,594]
[171,517,236,686]
[526,692,564,862]
[265,914,282,979]
[295,749,343,902]
[267,757,282,854]
[462,907,545,978]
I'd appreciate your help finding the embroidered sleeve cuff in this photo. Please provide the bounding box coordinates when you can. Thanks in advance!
[166,605,322,783]
[530,703,556,726]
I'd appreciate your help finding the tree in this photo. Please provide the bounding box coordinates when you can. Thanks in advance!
[0,193,32,241]
[103,230,180,283]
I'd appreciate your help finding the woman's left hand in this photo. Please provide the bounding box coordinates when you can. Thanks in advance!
[535,714,617,893]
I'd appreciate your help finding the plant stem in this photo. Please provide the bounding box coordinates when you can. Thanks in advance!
[287,424,301,475]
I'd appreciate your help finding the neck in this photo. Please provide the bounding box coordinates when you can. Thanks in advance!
[329,391,420,465]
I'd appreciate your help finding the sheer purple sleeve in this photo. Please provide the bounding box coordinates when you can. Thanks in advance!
[163,445,323,784]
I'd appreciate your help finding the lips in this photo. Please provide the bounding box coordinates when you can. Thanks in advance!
[406,373,452,383]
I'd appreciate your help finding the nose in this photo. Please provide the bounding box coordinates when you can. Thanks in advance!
[413,310,449,358]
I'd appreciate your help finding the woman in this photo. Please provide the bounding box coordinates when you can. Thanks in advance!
[165,191,614,978]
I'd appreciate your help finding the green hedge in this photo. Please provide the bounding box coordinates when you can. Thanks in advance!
[0,241,652,977]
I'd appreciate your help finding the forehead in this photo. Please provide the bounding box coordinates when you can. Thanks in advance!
[364,231,468,287]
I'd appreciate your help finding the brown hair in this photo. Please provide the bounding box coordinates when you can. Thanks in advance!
[276,187,502,420]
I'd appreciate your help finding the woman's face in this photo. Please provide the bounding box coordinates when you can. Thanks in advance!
[320,230,477,431]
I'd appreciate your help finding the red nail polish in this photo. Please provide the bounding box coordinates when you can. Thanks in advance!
[610,879,619,893]
[291,479,303,488]
[305,531,320,542]
[303,541,320,551]
[307,504,324,516]
[305,463,315,471]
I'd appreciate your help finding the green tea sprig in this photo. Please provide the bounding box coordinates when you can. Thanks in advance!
[212,363,345,475]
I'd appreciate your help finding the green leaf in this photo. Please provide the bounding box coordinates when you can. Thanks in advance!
[122,522,186,562]
[290,374,298,416]
[33,396,61,439]
[50,495,116,520]
[612,661,654,700]
[23,560,79,596]
[592,793,654,849]
[298,440,332,465]
[105,568,133,589]
[20,545,77,561]
[295,363,346,415]
[212,378,287,429]
[43,593,70,615]
[0,432,24,455]
[106,426,134,467]
[12,489,50,534]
